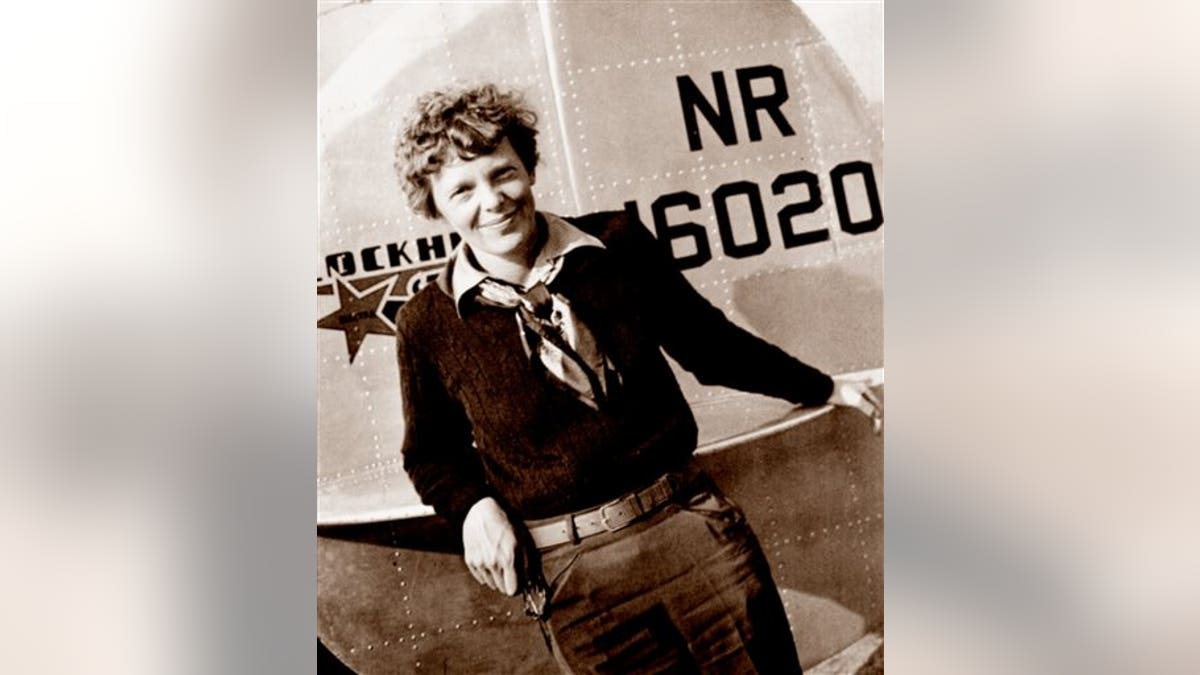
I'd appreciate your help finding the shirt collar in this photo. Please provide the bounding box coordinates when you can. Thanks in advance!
[436,212,605,317]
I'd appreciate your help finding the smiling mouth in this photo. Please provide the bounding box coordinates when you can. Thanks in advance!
[479,214,515,230]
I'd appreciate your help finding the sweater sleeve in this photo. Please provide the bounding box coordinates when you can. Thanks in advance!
[396,316,491,528]
[618,216,834,406]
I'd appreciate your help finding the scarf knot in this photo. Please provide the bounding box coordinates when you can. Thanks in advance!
[474,278,620,410]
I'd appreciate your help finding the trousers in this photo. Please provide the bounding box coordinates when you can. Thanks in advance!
[533,478,803,674]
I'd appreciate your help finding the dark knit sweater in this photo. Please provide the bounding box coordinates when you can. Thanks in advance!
[396,211,833,525]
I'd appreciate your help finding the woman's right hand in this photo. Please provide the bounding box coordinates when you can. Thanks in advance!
[462,497,521,596]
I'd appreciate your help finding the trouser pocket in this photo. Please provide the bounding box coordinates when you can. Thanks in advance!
[679,488,751,544]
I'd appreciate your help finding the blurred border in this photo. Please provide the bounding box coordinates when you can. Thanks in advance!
[887,1,1200,673]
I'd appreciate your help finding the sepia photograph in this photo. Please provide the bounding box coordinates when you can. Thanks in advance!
[317,1,883,672]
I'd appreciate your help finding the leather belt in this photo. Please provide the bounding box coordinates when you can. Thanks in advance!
[525,474,680,550]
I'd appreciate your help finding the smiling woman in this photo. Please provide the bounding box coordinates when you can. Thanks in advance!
[380,77,879,673]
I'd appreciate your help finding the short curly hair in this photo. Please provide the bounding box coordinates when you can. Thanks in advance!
[394,84,540,220]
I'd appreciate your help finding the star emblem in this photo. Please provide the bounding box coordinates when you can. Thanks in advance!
[318,275,398,362]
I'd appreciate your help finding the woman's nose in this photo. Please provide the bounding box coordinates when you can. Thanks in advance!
[479,183,506,211]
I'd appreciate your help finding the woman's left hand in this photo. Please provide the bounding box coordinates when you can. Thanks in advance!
[828,375,883,434]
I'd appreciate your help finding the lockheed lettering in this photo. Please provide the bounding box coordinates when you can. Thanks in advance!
[321,232,462,280]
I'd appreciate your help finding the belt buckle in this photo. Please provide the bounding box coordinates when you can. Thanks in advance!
[599,498,634,531]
